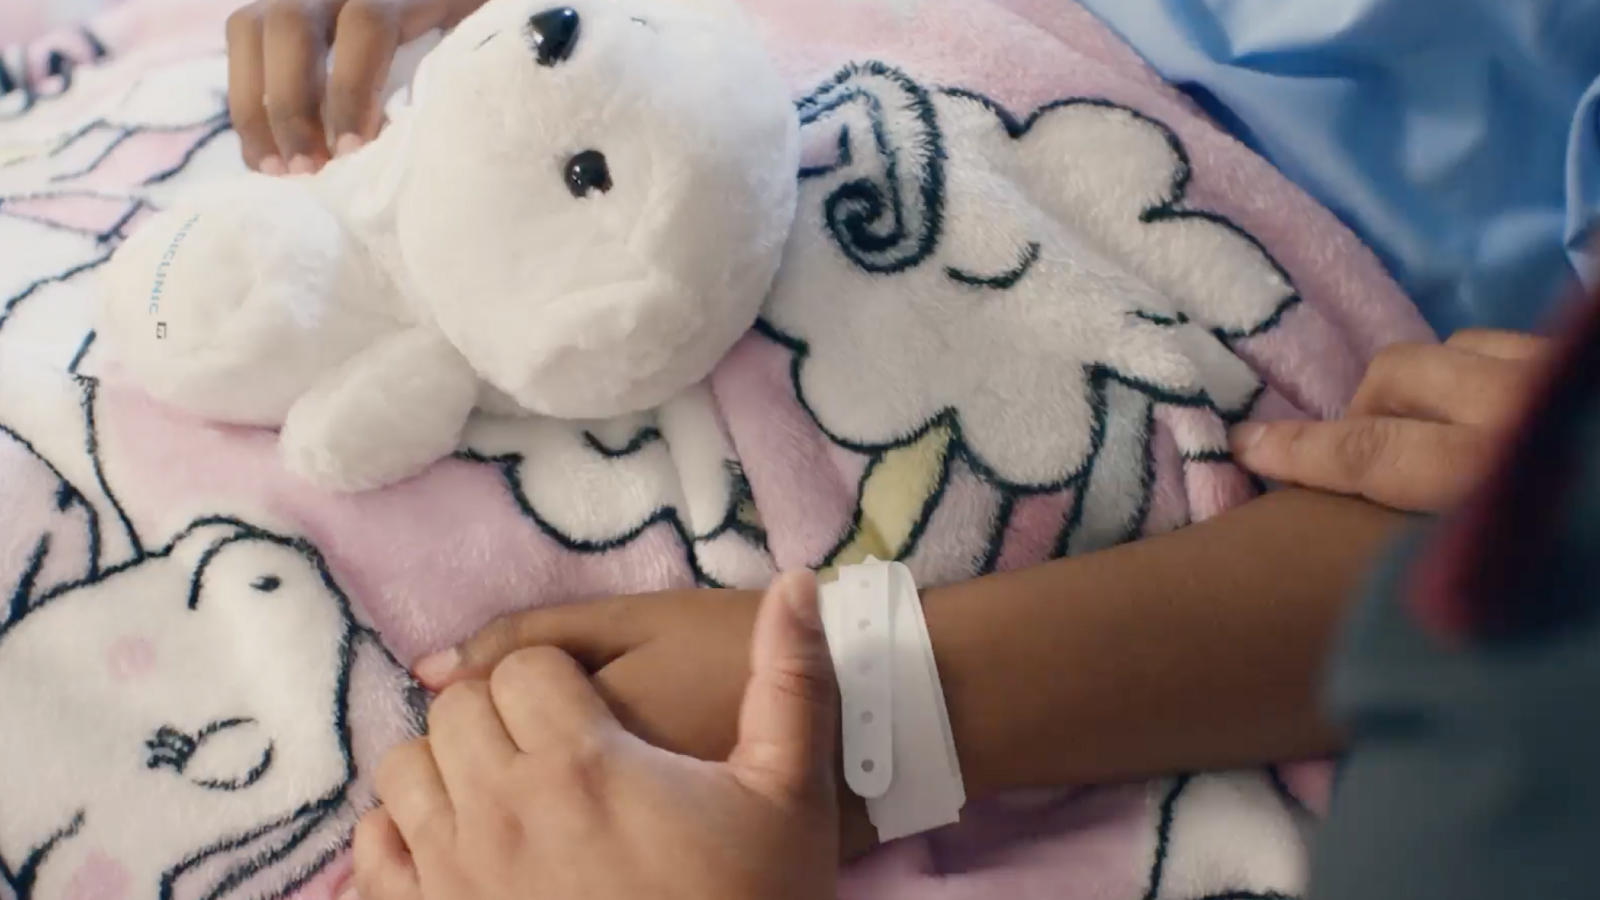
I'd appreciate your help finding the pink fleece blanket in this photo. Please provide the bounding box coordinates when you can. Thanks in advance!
[0,2,1433,899]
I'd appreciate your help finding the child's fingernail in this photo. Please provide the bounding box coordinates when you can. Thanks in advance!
[288,154,316,175]
[336,889,359,900]
[414,648,460,685]
[258,155,286,176]
[780,572,818,622]
[334,133,364,157]
[1229,423,1265,454]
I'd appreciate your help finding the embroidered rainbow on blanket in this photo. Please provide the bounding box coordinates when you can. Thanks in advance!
[0,1,1431,899]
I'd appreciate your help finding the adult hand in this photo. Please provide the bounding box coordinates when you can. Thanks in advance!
[412,586,880,859]
[225,0,479,174]
[1230,330,1549,513]
[353,571,839,900]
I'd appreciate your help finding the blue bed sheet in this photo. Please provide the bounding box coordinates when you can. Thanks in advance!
[1077,0,1600,335]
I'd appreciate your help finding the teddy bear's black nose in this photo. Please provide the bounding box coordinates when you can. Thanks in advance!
[527,7,580,66]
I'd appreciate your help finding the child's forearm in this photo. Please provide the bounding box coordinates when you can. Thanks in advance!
[923,489,1408,798]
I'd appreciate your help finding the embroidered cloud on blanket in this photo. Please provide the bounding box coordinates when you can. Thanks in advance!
[0,0,1431,899]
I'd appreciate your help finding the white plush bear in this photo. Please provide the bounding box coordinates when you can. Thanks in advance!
[96,0,799,491]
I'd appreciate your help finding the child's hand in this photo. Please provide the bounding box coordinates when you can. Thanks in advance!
[418,588,759,750]
[225,0,478,174]
[354,572,838,900]
[414,586,880,859]
[1231,329,1549,513]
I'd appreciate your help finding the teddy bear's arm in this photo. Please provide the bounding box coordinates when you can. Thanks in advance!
[280,327,480,492]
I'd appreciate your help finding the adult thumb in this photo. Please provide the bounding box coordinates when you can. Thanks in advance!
[727,570,839,804]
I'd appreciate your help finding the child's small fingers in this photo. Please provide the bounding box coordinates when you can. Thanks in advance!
[1446,328,1550,362]
[1232,418,1488,513]
[1349,342,1529,428]
[327,0,402,142]
[375,737,456,852]
[261,1,334,166]
[415,599,653,688]
[225,5,276,170]
[351,808,421,900]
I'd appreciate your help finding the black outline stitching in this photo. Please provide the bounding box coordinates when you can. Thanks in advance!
[1141,773,1307,900]
[946,240,1041,289]
[79,376,143,559]
[6,537,50,628]
[0,422,102,617]
[793,61,948,274]
[144,116,232,185]
[459,446,745,589]
[11,812,83,898]
[195,743,276,793]
[67,331,95,374]
[1143,775,1194,900]
[49,130,133,182]
[582,425,662,459]
[1265,764,1317,822]
[0,250,117,335]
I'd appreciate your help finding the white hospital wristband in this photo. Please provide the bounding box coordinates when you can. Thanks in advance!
[819,558,965,843]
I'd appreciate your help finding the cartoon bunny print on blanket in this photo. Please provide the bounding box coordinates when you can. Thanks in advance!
[0,359,423,900]
[0,518,424,900]
[762,62,1291,570]
[1,186,422,900]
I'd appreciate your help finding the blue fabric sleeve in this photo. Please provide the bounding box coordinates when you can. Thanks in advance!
[1074,0,1600,335]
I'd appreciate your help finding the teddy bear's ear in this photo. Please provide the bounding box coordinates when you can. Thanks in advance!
[457,269,758,421]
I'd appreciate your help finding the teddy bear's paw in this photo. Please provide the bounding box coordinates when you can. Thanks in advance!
[280,327,482,492]
[279,423,416,493]
[280,389,465,493]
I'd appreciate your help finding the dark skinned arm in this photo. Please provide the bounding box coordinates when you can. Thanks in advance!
[923,488,1405,799]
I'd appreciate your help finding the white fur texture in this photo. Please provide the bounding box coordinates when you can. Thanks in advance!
[96,0,799,492]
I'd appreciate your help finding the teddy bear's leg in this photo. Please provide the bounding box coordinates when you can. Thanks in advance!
[98,174,398,426]
[281,326,480,492]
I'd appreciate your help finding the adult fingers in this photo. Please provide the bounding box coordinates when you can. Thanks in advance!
[727,571,839,805]
[414,597,655,689]
[375,737,455,853]
[226,4,280,172]
[1348,342,1531,428]
[262,0,335,170]
[426,681,518,803]
[325,0,403,147]
[1230,416,1494,513]
[350,808,421,900]
[1447,328,1550,362]
[489,647,619,755]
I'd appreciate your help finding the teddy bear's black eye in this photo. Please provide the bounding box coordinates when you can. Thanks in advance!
[565,150,612,198]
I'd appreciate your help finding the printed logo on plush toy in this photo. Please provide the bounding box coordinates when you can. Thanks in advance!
[148,214,200,339]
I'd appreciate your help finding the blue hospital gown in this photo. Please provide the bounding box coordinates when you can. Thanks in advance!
[1078,0,1600,335]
